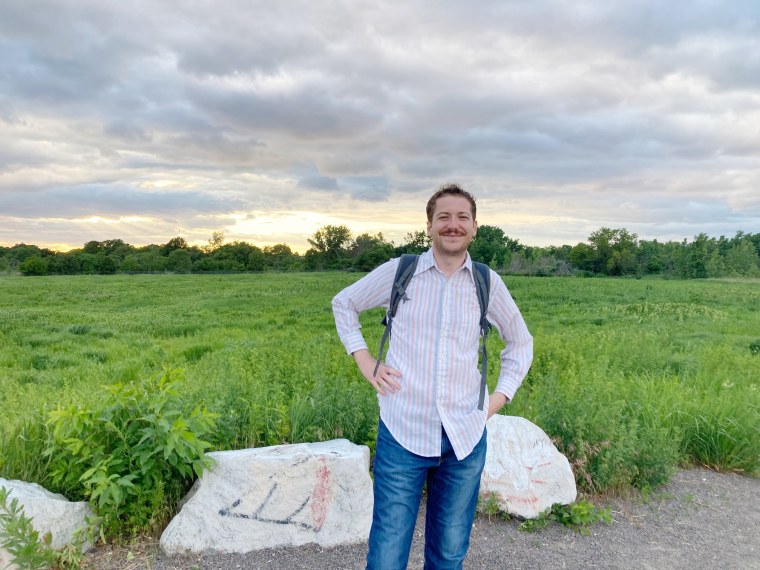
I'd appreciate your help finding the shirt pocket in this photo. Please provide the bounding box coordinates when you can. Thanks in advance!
[449,295,482,351]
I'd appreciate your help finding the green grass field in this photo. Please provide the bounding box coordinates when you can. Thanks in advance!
[1,273,758,497]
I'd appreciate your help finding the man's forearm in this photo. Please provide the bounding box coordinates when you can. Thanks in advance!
[352,349,375,372]
[487,392,508,419]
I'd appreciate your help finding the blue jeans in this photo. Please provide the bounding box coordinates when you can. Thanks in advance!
[366,420,487,570]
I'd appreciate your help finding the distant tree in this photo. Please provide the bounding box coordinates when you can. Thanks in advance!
[725,239,760,276]
[80,239,133,266]
[545,244,571,260]
[101,239,133,260]
[655,241,679,275]
[192,257,219,272]
[263,244,300,271]
[469,225,511,268]
[636,240,663,275]
[161,237,189,256]
[306,225,353,270]
[352,233,395,271]
[209,242,264,271]
[568,243,595,272]
[706,247,727,278]
[74,252,97,274]
[748,232,760,258]
[49,251,83,275]
[130,248,167,273]
[678,234,709,279]
[120,254,141,273]
[165,249,193,273]
[395,231,430,255]
[308,225,352,255]
[5,244,43,269]
[246,246,266,272]
[586,227,638,275]
[94,254,118,275]
[19,255,49,276]
[607,248,636,276]
[82,240,102,255]
[204,231,225,253]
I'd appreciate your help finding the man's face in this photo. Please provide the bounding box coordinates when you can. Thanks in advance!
[427,194,477,258]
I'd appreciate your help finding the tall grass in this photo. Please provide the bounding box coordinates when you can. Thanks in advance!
[1,274,758,495]
[506,276,760,489]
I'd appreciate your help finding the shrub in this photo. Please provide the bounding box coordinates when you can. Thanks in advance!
[44,369,217,539]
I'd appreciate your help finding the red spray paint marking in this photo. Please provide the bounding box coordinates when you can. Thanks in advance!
[507,494,540,505]
[311,458,331,531]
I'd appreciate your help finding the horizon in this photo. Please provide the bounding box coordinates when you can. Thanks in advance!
[3,221,755,256]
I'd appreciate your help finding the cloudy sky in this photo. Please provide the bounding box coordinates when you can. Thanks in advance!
[1,0,758,252]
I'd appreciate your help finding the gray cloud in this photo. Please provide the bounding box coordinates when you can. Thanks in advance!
[298,175,339,191]
[0,185,243,218]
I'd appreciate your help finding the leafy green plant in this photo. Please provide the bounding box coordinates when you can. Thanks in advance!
[0,486,96,569]
[44,369,217,539]
[518,500,612,535]
[0,486,57,569]
[516,512,551,533]
[477,492,509,522]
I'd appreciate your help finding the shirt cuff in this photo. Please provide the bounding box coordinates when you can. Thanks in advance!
[342,332,368,356]
[494,377,520,402]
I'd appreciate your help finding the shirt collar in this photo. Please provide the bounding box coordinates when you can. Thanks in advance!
[418,249,475,281]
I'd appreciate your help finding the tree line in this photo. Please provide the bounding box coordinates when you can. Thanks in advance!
[1,226,758,278]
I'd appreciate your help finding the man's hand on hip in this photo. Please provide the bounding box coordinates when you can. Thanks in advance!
[353,349,401,396]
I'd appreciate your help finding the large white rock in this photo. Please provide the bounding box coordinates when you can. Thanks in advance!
[480,416,576,519]
[0,478,94,569]
[160,439,373,554]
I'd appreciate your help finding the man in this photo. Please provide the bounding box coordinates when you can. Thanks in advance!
[332,184,533,569]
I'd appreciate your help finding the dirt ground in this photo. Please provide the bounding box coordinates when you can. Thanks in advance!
[84,467,759,570]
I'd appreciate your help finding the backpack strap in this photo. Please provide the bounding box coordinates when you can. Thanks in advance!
[473,262,492,410]
[374,254,419,376]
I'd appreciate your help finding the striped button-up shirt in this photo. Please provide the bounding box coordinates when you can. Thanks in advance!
[332,249,533,460]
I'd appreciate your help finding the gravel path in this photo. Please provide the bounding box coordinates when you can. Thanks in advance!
[87,467,759,569]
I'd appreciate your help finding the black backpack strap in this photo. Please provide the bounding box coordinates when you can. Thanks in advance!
[473,262,492,410]
[374,254,419,376]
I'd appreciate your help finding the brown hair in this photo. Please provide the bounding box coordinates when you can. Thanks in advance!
[426,183,477,222]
